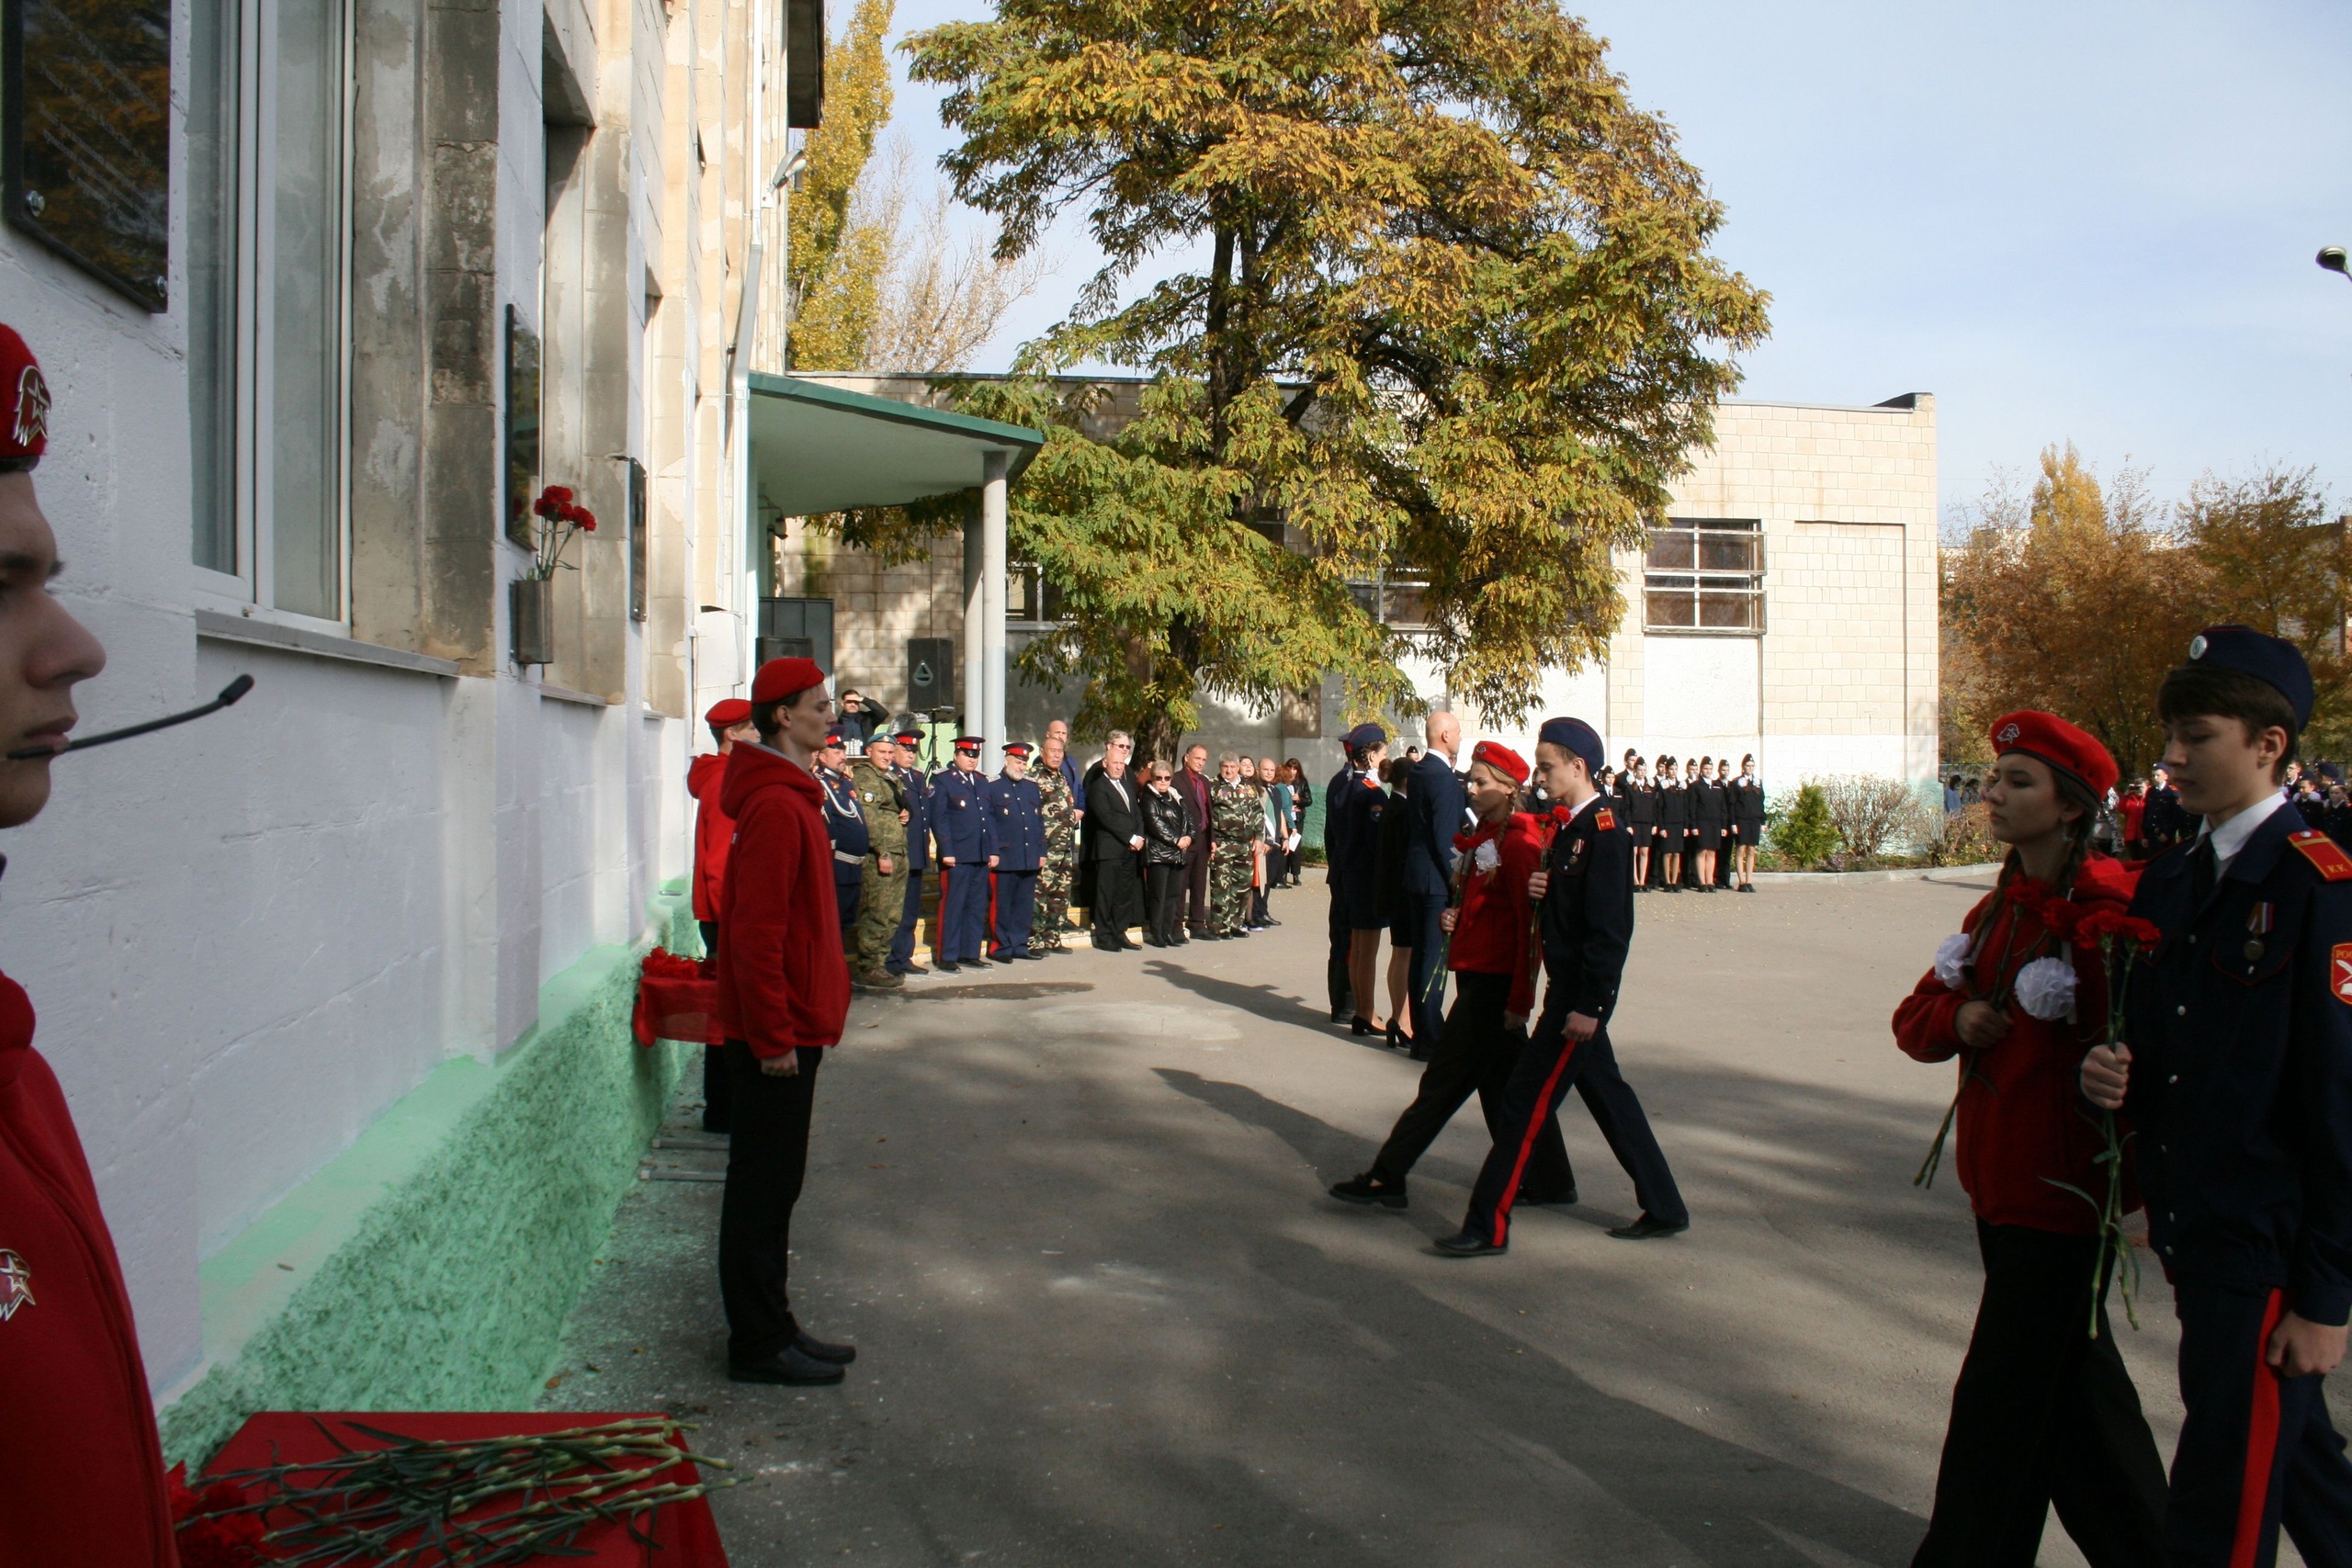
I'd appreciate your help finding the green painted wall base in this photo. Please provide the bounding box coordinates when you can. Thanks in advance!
[159,893,698,1466]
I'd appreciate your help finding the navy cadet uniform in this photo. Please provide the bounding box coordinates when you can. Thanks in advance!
[887,728,933,976]
[816,735,871,937]
[932,738,994,971]
[2119,627,2352,1568]
[1326,722,1384,1022]
[986,742,1046,960]
[1443,717,1687,1255]
[1340,743,1391,939]
[1403,743,1466,1056]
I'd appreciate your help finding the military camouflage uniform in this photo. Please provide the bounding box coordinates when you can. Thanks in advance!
[1209,777,1260,935]
[848,756,910,987]
[1033,762,1079,950]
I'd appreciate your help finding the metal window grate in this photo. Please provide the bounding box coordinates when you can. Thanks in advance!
[1643,519,1763,634]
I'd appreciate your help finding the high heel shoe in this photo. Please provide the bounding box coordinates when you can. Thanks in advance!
[1351,1015,1380,1037]
[1385,1020,1404,1049]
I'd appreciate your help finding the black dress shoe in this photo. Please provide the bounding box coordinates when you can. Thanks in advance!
[889,963,930,976]
[1433,1231,1506,1257]
[793,1329,857,1364]
[729,1343,846,1385]
[1738,883,1756,894]
[934,961,962,974]
[1607,1213,1690,1240]
[1351,1015,1380,1037]
[1329,1009,1353,1025]
[1329,1173,1408,1209]
[1263,917,1282,927]
[1014,951,1046,961]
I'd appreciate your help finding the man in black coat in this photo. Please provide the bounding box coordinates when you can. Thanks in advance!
[1402,712,1467,1059]
[1079,731,1148,951]
[1325,723,1385,1023]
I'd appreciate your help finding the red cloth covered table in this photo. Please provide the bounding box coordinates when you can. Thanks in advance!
[633,949,726,1047]
[206,1411,729,1566]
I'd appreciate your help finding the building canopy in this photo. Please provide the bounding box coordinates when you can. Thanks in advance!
[747,372,1043,515]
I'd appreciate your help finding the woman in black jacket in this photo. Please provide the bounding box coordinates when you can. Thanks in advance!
[1139,761,1193,946]
[1690,755,1728,892]
[1624,757,1657,891]
[1730,753,1766,892]
[1655,756,1688,893]
[1373,760,1418,1049]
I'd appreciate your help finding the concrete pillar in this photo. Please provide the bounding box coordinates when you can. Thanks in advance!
[981,450,1010,753]
[962,494,984,742]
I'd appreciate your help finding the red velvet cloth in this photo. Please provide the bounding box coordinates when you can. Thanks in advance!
[0,967,177,1567]
[633,950,726,1047]
[715,746,849,1059]
[206,1412,729,1566]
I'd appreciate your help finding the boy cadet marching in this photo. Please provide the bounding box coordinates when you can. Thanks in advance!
[886,727,933,977]
[985,741,1047,961]
[846,735,910,992]
[2083,626,2352,1568]
[1209,753,1260,938]
[1032,725,1080,953]
[1438,717,1687,1256]
[932,736,993,972]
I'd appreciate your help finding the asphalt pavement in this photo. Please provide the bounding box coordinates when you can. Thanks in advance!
[543,874,2246,1567]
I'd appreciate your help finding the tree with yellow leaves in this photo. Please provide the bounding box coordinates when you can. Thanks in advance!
[896,0,1769,754]
[787,0,896,371]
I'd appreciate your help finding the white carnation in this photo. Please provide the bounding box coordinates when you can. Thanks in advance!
[1473,840,1501,874]
[1932,932,1973,991]
[2013,955,2079,1022]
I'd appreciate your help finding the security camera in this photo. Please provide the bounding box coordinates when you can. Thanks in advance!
[2322,245,2350,276]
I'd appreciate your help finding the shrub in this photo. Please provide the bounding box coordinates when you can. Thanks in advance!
[1815,775,1929,864]
[1928,802,2000,867]
[1767,783,1840,870]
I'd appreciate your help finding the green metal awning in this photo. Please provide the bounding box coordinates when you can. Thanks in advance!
[747,372,1044,514]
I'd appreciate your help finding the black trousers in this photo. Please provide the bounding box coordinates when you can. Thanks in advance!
[1184,840,1211,933]
[1464,969,1686,1246]
[1091,855,1144,946]
[1912,1220,2168,1568]
[1372,971,1574,1201]
[2166,1281,2352,1568]
[697,921,732,1132]
[718,1042,823,1363]
[1327,878,1354,1017]
[1400,890,1447,1050]
[1146,862,1186,944]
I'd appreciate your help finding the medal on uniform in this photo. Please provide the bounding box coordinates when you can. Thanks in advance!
[0,1249,33,1321]
[2245,902,2273,964]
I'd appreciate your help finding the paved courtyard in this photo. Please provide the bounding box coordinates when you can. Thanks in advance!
[544,874,2241,1567]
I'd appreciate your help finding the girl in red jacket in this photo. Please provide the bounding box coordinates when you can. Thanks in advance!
[1895,711,2165,1568]
[689,697,756,1132]
[715,657,857,1387]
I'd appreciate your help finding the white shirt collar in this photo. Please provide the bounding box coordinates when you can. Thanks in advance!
[2199,789,2288,872]
[1559,791,1600,823]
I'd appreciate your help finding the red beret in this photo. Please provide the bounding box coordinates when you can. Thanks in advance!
[0,326,50,471]
[705,698,752,728]
[1470,739,1529,784]
[1989,710,2117,798]
[750,656,827,704]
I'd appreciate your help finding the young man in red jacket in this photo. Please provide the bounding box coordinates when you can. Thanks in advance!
[689,696,754,1132]
[714,657,857,1385]
[0,324,179,1562]
[1329,741,1574,1210]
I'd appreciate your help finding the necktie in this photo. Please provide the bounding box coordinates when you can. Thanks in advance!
[2190,835,2218,908]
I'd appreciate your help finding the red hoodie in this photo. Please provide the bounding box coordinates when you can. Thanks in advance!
[1446,810,1544,1018]
[0,971,177,1564]
[689,752,733,922]
[1893,853,2141,1234]
[715,745,850,1059]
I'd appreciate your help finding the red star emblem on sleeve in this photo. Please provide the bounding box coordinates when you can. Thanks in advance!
[0,1249,33,1321]
[2335,944,2352,1007]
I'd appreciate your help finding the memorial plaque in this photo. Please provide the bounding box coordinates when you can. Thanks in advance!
[505,307,541,547]
[4,0,172,311]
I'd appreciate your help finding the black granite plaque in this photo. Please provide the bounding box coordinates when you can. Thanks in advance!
[4,0,171,310]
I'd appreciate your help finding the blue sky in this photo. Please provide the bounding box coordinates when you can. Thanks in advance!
[878,0,2352,522]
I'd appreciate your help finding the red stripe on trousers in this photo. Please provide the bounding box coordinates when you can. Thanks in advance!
[2232,1288,2289,1568]
[1492,1033,1579,1247]
[938,867,953,955]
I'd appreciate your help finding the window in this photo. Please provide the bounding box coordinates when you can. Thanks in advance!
[187,0,350,625]
[1643,518,1763,633]
[1008,562,1063,623]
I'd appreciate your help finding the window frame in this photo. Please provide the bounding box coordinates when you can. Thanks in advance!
[1641,517,1766,637]
[186,0,356,637]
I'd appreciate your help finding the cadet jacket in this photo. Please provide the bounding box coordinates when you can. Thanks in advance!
[716,744,851,1058]
[1142,784,1192,865]
[1537,795,1635,1021]
[1692,779,1729,830]
[2142,784,2189,849]
[688,751,735,922]
[1210,778,1261,858]
[1323,764,1360,886]
[1656,782,1689,832]
[1340,771,1388,891]
[1403,751,1465,898]
[933,766,993,864]
[816,767,870,886]
[2122,800,2352,1325]
[0,971,178,1566]
[985,773,1045,872]
[1731,776,1766,828]
[847,758,908,863]
[1625,777,1657,829]
[893,763,932,872]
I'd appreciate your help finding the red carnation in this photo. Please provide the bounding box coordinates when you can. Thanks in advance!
[2038,899,2086,943]
[2118,916,2162,947]
[167,1463,271,1568]
[1451,831,1474,852]
[572,506,596,532]
[531,484,575,520]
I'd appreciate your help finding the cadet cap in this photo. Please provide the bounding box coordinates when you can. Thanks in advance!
[1342,722,1387,751]
[820,728,845,750]
[892,728,923,745]
[1988,710,2117,799]
[751,656,828,705]
[705,698,752,728]
[1536,717,1605,776]
[1470,740,1529,784]
[2186,624,2314,729]
[954,736,984,755]
[1002,741,1035,759]
[0,326,48,472]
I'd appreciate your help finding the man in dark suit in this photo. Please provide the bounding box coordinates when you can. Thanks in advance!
[1402,712,1466,1060]
[1326,724,1384,1023]
[1177,742,1213,940]
[1080,731,1148,950]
